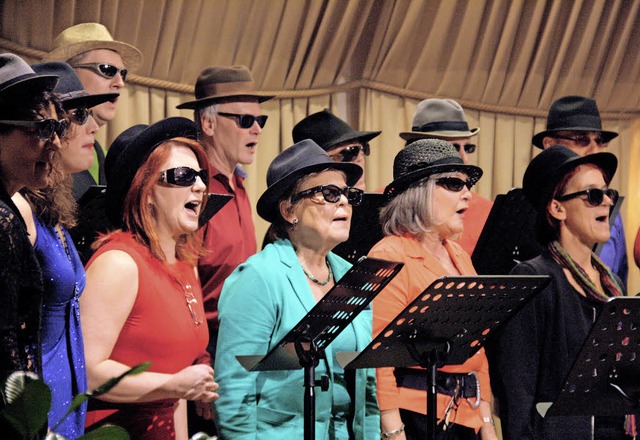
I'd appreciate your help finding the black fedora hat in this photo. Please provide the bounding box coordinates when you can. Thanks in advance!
[532,96,618,149]
[384,139,482,198]
[177,65,274,109]
[256,139,363,223]
[0,53,58,97]
[105,117,198,226]
[523,144,617,211]
[292,109,381,152]
[32,62,118,110]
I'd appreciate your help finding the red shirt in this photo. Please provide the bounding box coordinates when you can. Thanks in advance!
[454,191,493,255]
[198,166,257,332]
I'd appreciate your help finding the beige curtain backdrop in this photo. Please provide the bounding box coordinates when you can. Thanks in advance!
[1,0,639,292]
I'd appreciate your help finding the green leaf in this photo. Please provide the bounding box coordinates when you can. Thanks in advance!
[2,379,51,437]
[79,424,130,439]
[88,362,151,398]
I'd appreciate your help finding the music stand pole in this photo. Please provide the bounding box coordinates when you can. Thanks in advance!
[295,337,329,440]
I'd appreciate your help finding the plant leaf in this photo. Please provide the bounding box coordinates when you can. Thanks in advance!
[79,424,130,439]
[2,378,51,437]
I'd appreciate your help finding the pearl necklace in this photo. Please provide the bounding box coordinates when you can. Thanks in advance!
[301,258,333,286]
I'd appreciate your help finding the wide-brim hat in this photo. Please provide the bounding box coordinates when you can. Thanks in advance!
[292,109,381,151]
[0,53,58,97]
[523,144,617,211]
[257,139,363,223]
[399,98,479,142]
[43,23,143,71]
[105,117,198,226]
[32,62,118,110]
[532,96,618,149]
[177,65,274,109]
[384,139,483,197]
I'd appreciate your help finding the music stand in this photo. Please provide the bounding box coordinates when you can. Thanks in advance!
[333,193,387,263]
[236,257,403,440]
[542,297,640,421]
[337,275,550,440]
[471,189,624,275]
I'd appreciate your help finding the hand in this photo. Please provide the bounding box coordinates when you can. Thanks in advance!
[195,399,213,420]
[170,364,219,402]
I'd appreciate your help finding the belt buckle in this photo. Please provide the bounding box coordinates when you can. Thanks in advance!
[465,371,481,409]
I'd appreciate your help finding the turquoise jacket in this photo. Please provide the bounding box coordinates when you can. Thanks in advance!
[214,239,379,439]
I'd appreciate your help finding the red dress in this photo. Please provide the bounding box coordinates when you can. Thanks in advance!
[84,232,208,439]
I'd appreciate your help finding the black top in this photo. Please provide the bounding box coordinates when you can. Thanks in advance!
[0,186,43,383]
[488,250,628,439]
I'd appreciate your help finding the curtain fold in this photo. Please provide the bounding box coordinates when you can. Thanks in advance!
[1,0,639,291]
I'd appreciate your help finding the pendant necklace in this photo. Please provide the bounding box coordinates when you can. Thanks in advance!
[302,258,333,286]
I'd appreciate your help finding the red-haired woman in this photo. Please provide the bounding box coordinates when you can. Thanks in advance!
[81,118,219,440]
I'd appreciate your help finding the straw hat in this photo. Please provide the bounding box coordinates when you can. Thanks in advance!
[43,23,142,71]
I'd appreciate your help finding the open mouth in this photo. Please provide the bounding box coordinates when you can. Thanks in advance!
[333,215,349,222]
[595,215,608,223]
[456,207,468,215]
[184,200,201,215]
[246,142,257,149]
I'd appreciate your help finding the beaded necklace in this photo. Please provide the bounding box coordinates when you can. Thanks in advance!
[301,258,333,286]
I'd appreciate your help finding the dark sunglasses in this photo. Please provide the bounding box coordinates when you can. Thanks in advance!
[217,112,268,129]
[159,167,208,187]
[435,177,472,192]
[553,134,608,147]
[291,184,363,206]
[67,108,92,126]
[0,118,69,141]
[451,143,476,154]
[73,63,128,81]
[329,143,370,163]
[555,188,618,206]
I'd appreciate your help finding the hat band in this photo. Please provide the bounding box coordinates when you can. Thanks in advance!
[403,155,463,174]
[412,120,470,133]
[0,73,37,92]
[196,80,258,100]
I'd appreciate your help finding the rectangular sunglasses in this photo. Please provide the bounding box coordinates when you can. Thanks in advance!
[0,118,69,141]
[159,167,208,187]
[291,184,363,206]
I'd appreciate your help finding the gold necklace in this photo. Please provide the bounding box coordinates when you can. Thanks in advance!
[301,258,333,286]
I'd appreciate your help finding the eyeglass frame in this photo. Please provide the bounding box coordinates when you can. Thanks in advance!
[552,133,608,147]
[555,187,619,206]
[217,112,268,129]
[328,142,370,163]
[435,176,473,192]
[0,118,69,141]
[159,166,209,187]
[291,184,364,206]
[72,63,128,82]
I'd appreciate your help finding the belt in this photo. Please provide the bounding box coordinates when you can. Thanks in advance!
[394,368,481,409]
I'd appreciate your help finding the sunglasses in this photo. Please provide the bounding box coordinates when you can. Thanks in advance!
[159,167,208,187]
[0,118,69,141]
[73,63,128,82]
[329,143,370,163]
[67,108,92,126]
[451,143,476,154]
[435,177,472,192]
[553,134,608,147]
[291,184,364,206]
[555,188,618,206]
[217,112,268,129]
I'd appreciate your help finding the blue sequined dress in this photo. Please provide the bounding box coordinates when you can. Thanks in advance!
[34,217,87,439]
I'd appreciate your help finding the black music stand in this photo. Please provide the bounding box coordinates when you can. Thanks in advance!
[337,275,550,440]
[333,193,387,263]
[471,188,624,275]
[540,297,640,423]
[236,257,403,440]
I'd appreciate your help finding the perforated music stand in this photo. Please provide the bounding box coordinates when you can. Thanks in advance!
[543,297,640,420]
[236,257,403,440]
[337,275,550,440]
[333,193,387,263]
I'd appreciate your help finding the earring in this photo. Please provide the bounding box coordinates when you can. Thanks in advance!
[292,218,298,226]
